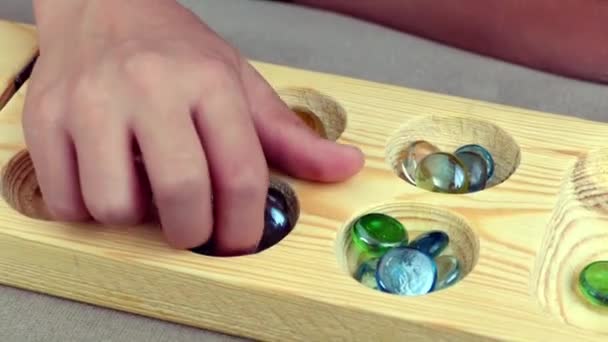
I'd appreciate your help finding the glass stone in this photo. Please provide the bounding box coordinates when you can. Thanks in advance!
[352,213,408,256]
[409,230,449,258]
[400,140,440,185]
[376,247,437,296]
[455,144,495,180]
[455,151,488,192]
[433,255,461,291]
[414,152,469,193]
[354,258,380,290]
[578,260,608,306]
[257,188,293,252]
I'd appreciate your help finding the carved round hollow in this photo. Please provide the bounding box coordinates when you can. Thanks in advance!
[276,87,347,141]
[385,115,521,191]
[573,148,608,213]
[1,149,51,220]
[190,175,300,257]
[532,148,608,333]
[336,202,479,294]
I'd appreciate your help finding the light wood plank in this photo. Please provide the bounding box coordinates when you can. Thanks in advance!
[1,21,607,341]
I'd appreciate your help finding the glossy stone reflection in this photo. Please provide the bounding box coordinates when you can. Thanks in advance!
[258,187,293,252]
[400,140,440,185]
[376,247,437,296]
[415,152,469,193]
[409,230,449,258]
[455,151,488,192]
[354,258,380,290]
[455,144,495,180]
[578,260,608,306]
[434,255,461,291]
[352,213,408,256]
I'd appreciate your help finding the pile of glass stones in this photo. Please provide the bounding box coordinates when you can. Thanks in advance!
[351,212,461,296]
[401,140,495,193]
[578,260,608,307]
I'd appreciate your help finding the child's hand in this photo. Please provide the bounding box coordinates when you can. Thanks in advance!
[23,0,364,255]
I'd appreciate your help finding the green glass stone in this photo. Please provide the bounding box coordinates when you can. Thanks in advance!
[354,258,380,290]
[455,151,488,192]
[400,140,440,185]
[414,152,469,193]
[578,260,608,306]
[433,255,461,291]
[352,213,408,256]
[455,144,495,179]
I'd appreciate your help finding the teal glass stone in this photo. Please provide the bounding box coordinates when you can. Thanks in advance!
[455,144,495,179]
[408,230,449,258]
[376,247,437,296]
[400,140,440,185]
[354,258,380,290]
[578,260,608,306]
[352,213,408,256]
[455,151,488,192]
[414,152,469,193]
[433,255,461,291]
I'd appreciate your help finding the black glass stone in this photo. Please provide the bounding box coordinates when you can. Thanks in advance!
[257,187,293,252]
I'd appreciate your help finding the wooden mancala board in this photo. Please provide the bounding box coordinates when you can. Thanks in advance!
[1,20,607,341]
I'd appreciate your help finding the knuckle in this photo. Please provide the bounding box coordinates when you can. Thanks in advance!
[122,51,170,91]
[86,196,140,225]
[23,91,63,129]
[218,162,268,199]
[46,200,88,222]
[153,170,208,206]
[196,58,238,88]
[70,74,102,107]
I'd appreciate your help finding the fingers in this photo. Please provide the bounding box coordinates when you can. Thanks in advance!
[194,67,268,256]
[21,91,91,222]
[133,104,213,250]
[69,107,147,226]
[241,64,365,182]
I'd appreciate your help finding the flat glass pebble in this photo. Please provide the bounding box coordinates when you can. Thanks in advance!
[257,188,293,252]
[433,255,461,291]
[409,230,449,258]
[455,144,495,179]
[400,140,440,185]
[455,151,488,192]
[376,247,437,296]
[354,258,380,290]
[414,152,469,193]
[578,260,608,306]
[352,213,408,256]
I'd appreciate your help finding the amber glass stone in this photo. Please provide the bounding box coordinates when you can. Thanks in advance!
[414,152,469,193]
[400,140,440,185]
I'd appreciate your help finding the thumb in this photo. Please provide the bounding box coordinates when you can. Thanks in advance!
[241,63,365,182]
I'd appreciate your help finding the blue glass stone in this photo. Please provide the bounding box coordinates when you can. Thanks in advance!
[455,151,488,192]
[454,144,495,179]
[257,188,293,251]
[376,247,437,296]
[408,230,449,258]
[433,255,461,291]
[354,258,380,290]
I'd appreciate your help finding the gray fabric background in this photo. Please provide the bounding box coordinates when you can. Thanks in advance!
[1,0,607,341]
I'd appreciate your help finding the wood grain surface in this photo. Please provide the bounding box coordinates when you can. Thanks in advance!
[1,20,607,341]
